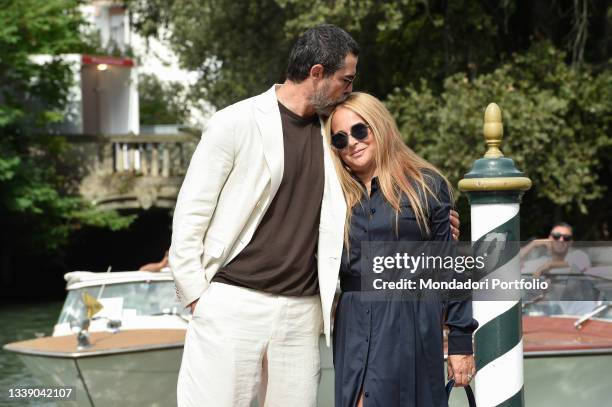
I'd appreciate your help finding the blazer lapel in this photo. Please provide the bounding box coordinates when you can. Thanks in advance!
[320,117,347,245]
[254,85,284,200]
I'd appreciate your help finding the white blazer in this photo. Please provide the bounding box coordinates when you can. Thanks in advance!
[169,85,346,344]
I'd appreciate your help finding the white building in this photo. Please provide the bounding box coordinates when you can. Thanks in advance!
[33,1,207,136]
[80,1,209,128]
[30,53,139,135]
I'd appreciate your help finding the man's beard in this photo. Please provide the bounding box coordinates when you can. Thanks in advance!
[311,82,347,116]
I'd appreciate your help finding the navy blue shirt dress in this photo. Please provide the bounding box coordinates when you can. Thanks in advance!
[332,174,478,407]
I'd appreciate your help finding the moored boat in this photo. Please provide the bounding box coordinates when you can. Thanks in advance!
[3,269,189,407]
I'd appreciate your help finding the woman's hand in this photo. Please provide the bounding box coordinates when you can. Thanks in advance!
[449,210,460,240]
[447,354,475,386]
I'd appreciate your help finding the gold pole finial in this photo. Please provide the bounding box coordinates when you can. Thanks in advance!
[483,103,504,158]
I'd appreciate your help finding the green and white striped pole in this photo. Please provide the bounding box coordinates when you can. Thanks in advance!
[458,104,531,407]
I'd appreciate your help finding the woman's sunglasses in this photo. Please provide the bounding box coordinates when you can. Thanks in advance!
[550,232,572,241]
[331,122,369,149]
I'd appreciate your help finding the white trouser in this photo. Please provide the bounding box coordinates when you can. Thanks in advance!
[177,282,323,407]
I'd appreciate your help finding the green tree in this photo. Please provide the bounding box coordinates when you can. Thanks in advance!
[0,0,134,285]
[127,0,612,238]
[128,0,611,108]
[387,43,612,239]
[139,73,190,124]
[129,0,290,108]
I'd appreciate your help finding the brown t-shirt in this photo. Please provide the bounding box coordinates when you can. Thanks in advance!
[211,102,325,296]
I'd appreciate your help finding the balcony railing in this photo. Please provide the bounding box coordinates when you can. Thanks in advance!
[65,132,199,210]
[68,133,198,178]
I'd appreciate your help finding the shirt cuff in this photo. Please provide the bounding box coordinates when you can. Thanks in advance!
[448,332,474,355]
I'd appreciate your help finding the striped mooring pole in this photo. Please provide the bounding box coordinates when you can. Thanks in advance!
[458,104,532,407]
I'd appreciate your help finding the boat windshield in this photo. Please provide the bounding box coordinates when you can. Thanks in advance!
[521,275,612,321]
[521,242,612,322]
[57,280,188,324]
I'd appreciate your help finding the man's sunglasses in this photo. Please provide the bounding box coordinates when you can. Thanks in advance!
[331,122,369,149]
[551,232,572,241]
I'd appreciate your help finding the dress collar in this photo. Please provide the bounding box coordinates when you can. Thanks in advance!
[351,173,379,195]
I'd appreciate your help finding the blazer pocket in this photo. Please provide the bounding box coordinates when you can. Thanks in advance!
[204,236,225,259]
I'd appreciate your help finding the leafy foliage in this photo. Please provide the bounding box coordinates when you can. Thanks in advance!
[130,0,291,108]
[127,0,611,237]
[128,0,611,108]
[387,43,612,238]
[139,73,191,125]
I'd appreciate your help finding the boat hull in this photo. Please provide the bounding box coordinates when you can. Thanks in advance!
[15,347,182,407]
[16,344,612,407]
[8,315,612,407]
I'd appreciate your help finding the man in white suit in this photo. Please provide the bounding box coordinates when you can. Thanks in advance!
[170,25,356,407]
[170,24,459,406]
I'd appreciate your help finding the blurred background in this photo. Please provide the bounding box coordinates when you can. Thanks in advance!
[0,0,610,302]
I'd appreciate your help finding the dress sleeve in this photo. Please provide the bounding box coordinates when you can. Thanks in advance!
[427,173,479,354]
[427,173,452,242]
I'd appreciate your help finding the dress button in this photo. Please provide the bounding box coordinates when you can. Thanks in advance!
[365,309,370,314]
[371,208,376,214]
[365,338,369,342]
[365,392,370,398]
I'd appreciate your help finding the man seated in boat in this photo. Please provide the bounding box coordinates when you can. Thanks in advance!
[521,222,597,315]
[520,222,590,278]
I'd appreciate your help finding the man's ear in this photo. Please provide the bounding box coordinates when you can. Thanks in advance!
[309,64,325,80]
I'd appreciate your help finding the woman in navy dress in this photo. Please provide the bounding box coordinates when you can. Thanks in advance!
[325,93,478,407]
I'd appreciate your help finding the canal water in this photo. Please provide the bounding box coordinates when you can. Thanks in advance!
[0,302,63,407]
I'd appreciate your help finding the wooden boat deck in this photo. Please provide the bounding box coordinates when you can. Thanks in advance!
[6,317,612,359]
[522,316,612,354]
[3,329,186,358]
[441,315,612,356]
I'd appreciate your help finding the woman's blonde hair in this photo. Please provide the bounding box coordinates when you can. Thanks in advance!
[324,92,453,244]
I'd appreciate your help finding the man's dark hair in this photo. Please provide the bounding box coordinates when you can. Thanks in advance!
[286,24,359,83]
[551,222,573,233]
